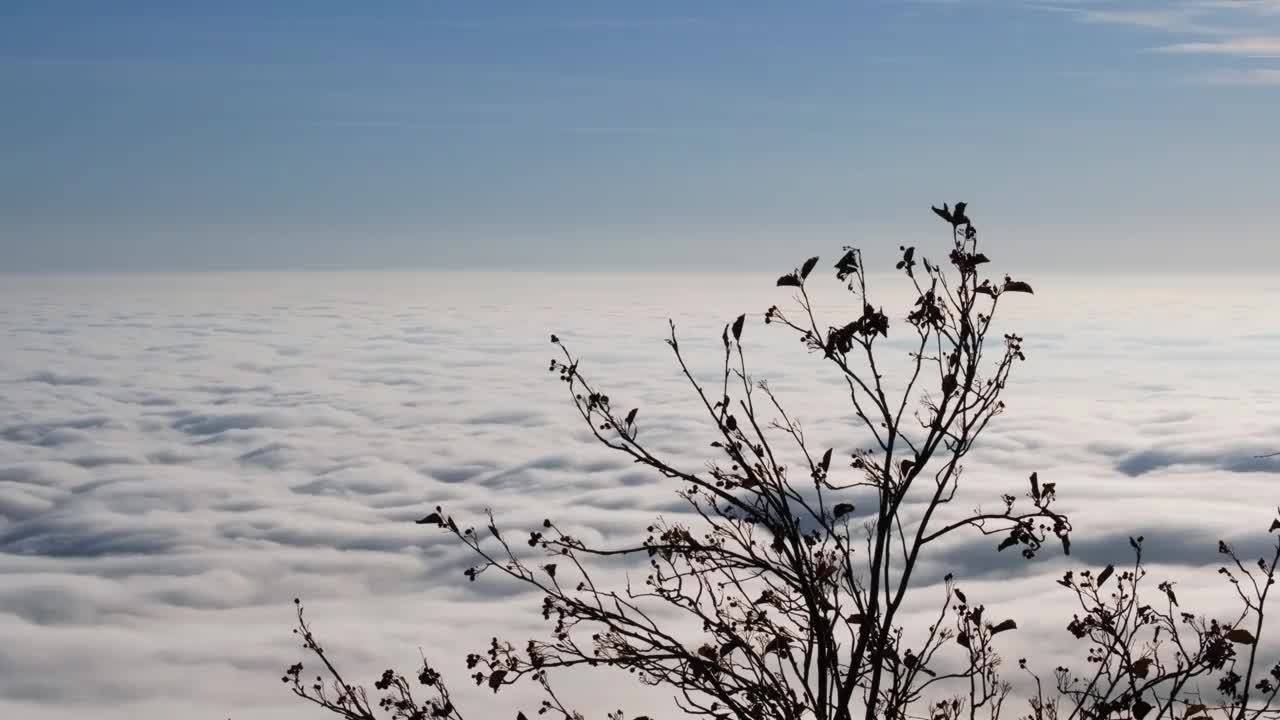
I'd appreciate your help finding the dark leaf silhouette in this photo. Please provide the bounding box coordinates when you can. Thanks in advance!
[800,255,819,280]
[1226,628,1257,645]
[1133,698,1153,720]
[1002,277,1034,294]
[764,635,790,655]
[625,408,638,426]
[776,272,802,287]
[833,502,855,519]
[819,448,833,474]
[731,314,745,341]
[895,246,916,273]
[989,619,1017,635]
[931,203,953,224]
[1096,564,1115,588]
[487,670,506,692]
[1131,657,1152,678]
[416,512,443,526]
[834,249,859,281]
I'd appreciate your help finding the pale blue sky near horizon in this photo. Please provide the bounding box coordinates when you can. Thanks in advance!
[2,0,1279,272]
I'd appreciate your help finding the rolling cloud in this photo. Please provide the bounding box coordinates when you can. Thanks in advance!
[1,269,1278,718]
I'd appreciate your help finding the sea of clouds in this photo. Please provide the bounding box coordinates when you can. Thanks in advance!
[2,268,1279,719]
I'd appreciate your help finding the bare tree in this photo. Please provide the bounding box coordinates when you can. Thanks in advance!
[1019,527,1280,720]
[283,204,1278,720]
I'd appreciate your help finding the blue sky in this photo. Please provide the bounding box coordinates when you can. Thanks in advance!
[2,0,1279,271]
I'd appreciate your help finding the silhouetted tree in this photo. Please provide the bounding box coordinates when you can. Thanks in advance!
[284,205,1280,720]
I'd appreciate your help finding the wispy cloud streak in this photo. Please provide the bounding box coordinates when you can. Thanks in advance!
[1027,0,1280,85]
[1152,36,1280,57]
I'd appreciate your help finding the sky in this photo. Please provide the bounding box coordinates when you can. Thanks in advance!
[2,0,1279,270]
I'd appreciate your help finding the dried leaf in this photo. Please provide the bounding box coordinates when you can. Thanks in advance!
[833,502,855,519]
[487,670,506,692]
[731,314,745,341]
[1227,627,1257,645]
[416,512,443,526]
[1132,657,1152,678]
[1096,564,1114,588]
[777,273,802,288]
[834,250,859,280]
[800,256,819,280]
[990,619,1018,635]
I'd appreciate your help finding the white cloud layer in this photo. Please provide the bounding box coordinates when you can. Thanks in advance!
[1,269,1279,719]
